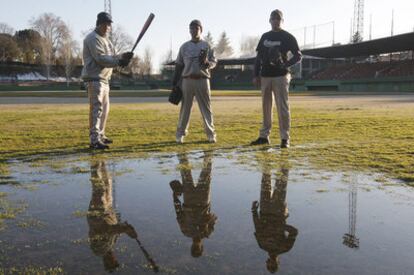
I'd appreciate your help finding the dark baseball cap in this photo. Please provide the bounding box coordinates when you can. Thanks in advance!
[189,19,203,30]
[97,12,113,25]
[270,9,283,20]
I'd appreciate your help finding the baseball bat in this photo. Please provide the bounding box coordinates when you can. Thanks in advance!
[131,13,155,52]
[135,238,159,272]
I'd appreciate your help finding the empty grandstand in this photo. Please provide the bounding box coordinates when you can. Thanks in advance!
[162,31,414,92]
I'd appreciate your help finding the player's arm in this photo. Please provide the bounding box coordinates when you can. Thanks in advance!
[88,36,119,68]
[206,47,217,70]
[284,35,302,68]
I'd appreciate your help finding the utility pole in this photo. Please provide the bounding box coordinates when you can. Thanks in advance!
[369,14,372,40]
[343,175,360,249]
[352,0,365,43]
[104,0,112,39]
[104,0,112,15]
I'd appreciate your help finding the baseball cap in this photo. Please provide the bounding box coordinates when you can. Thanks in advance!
[97,12,113,25]
[270,9,283,20]
[189,19,203,30]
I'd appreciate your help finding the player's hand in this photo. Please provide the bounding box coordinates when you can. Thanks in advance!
[124,222,138,239]
[121,52,134,60]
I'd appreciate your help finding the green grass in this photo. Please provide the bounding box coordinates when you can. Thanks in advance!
[0,96,414,184]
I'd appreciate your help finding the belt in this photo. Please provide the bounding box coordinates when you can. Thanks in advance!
[184,75,208,80]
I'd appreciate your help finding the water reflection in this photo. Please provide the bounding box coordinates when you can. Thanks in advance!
[87,160,159,272]
[169,151,217,258]
[252,153,298,273]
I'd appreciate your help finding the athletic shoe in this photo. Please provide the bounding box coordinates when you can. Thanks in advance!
[90,141,109,150]
[176,136,184,144]
[250,137,270,145]
[280,139,290,148]
[102,137,113,144]
[208,136,217,143]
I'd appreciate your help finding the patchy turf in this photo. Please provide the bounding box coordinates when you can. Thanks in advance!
[0,95,413,184]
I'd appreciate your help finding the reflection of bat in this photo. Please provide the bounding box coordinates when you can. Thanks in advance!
[135,238,159,272]
[131,13,155,52]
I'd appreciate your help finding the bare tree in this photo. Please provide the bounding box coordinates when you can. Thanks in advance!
[215,32,233,59]
[59,29,79,86]
[240,35,260,57]
[141,47,153,77]
[0,22,14,35]
[128,56,142,77]
[30,13,70,79]
[111,25,133,55]
[204,31,215,49]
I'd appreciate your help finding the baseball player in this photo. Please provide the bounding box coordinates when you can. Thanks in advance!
[82,12,133,150]
[251,153,298,273]
[251,9,302,148]
[87,160,138,272]
[172,20,217,144]
[169,151,217,257]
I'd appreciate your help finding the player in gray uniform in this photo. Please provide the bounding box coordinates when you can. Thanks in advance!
[251,10,302,148]
[87,159,138,272]
[172,20,217,144]
[82,12,133,150]
[169,151,217,257]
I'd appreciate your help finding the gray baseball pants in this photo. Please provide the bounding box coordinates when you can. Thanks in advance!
[259,74,291,141]
[176,78,216,140]
[88,81,110,144]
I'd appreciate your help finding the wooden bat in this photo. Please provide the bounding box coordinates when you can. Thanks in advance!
[131,13,155,52]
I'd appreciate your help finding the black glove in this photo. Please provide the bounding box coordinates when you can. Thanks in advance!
[268,47,284,69]
[118,52,134,67]
[121,51,134,60]
[199,48,209,67]
[168,85,182,105]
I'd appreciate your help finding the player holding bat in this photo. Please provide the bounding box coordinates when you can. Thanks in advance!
[82,12,134,150]
[172,20,217,144]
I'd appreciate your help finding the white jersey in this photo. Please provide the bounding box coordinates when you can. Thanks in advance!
[176,39,217,79]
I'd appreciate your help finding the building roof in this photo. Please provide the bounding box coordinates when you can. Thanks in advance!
[303,32,414,58]
[165,32,414,66]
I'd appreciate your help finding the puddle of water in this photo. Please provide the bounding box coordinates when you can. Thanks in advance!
[1,150,414,274]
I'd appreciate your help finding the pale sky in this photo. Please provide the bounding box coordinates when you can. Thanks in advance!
[1,0,413,72]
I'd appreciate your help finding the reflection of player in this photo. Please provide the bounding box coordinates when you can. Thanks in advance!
[169,151,217,257]
[252,157,298,273]
[87,160,137,272]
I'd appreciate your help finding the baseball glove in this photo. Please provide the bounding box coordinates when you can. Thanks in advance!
[168,85,182,105]
[199,48,208,67]
[268,47,284,69]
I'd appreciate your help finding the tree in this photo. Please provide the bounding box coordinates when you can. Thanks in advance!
[0,34,20,62]
[203,32,214,49]
[14,29,42,63]
[58,29,79,86]
[141,47,153,77]
[30,13,70,79]
[215,32,233,58]
[240,36,260,57]
[128,56,142,77]
[110,25,133,55]
[159,49,175,80]
[0,22,14,35]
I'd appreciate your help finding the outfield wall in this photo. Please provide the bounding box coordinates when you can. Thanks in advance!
[292,76,414,92]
